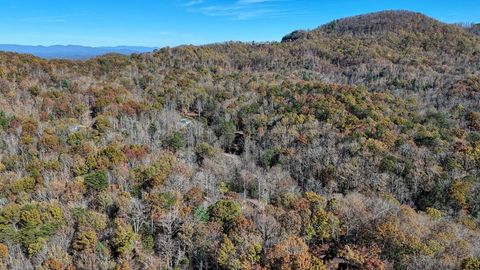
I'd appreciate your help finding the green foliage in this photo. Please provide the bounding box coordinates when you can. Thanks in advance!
[152,192,177,210]
[112,219,139,257]
[216,119,236,148]
[307,208,340,242]
[401,159,415,177]
[1,203,21,224]
[194,207,209,222]
[416,179,448,210]
[277,192,299,209]
[0,111,11,130]
[148,122,157,140]
[73,208,107,231]
[133,153,176,189]
[141,234,155,252]
[425,111,452,129]
[28,85,41,96]
[414,127,440,147]
[195,142,214,160]
[61,80,70,90]
[67,131,85,146]
[84,171,109,192]
[167,132,186,151]
[93,115,111,133]
[208,200,241,224]
[260,148,281,168]
[98,143,127,167]
[0,203,63,256]
[380,156,396,173]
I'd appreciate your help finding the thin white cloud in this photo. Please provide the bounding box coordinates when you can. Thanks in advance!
[237,0,286,4]
[180,0,296,20]
[21,15,68,23]
[184,0,204,7]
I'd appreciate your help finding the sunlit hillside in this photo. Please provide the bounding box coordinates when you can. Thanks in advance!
[0,10,479,270]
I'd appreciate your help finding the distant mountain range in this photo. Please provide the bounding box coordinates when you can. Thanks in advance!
[0,44,156,60]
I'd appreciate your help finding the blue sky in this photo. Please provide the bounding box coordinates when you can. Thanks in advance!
[0,0,478,47]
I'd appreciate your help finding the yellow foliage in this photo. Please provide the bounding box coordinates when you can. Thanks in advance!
[9,176,36,195]
[1,203,21,223]
[20,207,42,227]
[450,180,471,209]
[426,207,442,220]
[27,237,47,256]
[218,236,242,270]
[377,221,406,246]
[308,208,340,241]
[113,219,139,257]
[72,230,98,252]
[339,245,365,265]
[0,243,8,260]
[304,192,326,207]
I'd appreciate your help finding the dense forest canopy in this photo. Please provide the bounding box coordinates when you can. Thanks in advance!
[0,10,479,270]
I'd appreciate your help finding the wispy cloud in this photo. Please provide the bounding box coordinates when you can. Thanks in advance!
[237,0,278,4]
[21,15,69,23]
[184,0,204,7]
[179,0,299,20]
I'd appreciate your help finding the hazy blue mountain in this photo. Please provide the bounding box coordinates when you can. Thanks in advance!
[0,44,156,60]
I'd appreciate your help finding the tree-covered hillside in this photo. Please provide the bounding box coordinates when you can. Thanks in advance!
[0,11,479,270]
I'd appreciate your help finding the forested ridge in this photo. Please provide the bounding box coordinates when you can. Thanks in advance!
[0,10,479,270]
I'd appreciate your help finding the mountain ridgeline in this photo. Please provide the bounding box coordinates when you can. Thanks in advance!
[0,44,156,60]
[0,11,479,270]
